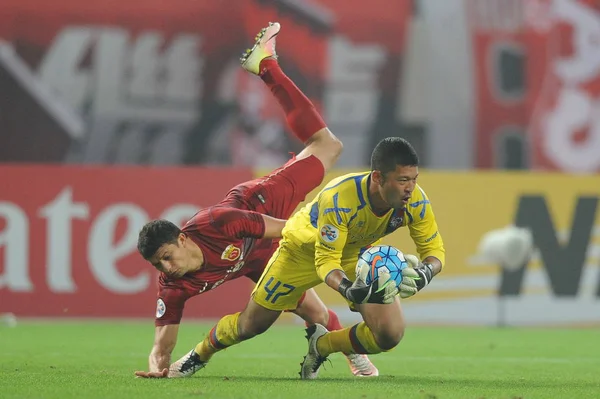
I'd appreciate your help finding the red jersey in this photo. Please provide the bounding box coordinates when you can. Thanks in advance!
[156,184,277,325]
[154,155,325,326]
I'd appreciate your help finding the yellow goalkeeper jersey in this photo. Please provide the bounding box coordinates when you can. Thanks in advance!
[282,171,445,281]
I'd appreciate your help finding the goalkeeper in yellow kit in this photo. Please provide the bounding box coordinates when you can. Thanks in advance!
[256,136,445,378]
[159,24,445,380]
[164,134,445,379]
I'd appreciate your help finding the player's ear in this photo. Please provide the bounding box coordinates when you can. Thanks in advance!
[177,232,187,246]
[372,170,384,186]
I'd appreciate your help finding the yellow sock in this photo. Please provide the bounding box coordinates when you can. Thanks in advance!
[316,322,383,356]
[194,312,241,362]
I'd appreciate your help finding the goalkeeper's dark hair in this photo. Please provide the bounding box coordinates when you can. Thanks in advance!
[370,137,419,175]
[137,219,181,260]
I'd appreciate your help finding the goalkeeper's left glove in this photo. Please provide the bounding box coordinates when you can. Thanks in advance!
[399,254,435,299]
[338,268,399,305]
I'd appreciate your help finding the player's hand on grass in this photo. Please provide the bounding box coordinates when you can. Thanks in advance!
[399,254,434,298]
[339,269,398,305]
[134,368,169,378]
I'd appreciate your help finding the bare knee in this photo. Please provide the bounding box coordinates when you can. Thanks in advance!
[237,318,268,340]
[372,324,405,351]
[295,303,329,327]
[293,290,329,326]
[358,299,406,351]
[301,128,343,170]
[310,128,343,158]
[236,303,281,340]
[304,309,329,326]
[325,132,343,157]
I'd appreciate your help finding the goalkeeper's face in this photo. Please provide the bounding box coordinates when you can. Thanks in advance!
[377,165,418,209]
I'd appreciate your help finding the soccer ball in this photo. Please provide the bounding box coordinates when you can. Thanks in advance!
[356,245,408,290]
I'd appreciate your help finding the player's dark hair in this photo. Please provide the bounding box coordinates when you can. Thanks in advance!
[370,137,419,176]
[137,219,181,260]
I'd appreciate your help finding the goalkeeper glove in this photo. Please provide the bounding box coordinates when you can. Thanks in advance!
[338,270,398,305]
[399,254,435,299]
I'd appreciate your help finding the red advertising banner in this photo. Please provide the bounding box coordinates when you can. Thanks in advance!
[468,0,536,169]
[0,165,254,318]
[0,0,331,166]
[469,0,600,172]
[527,0,600,172]
[0,0,411,168]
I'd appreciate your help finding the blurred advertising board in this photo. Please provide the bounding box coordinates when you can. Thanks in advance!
[2,165,599,325]
[0,165,254,318]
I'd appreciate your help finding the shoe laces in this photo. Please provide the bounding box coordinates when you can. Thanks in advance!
[178,351,205,374]
[312,355,331,373]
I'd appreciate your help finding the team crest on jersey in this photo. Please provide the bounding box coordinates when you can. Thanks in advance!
[156,299,166,318]
[320,224,339,243]
[389,216,404,229]
[221,244,241,261]
[385,209,405,234]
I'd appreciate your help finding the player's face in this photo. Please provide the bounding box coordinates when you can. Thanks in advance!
[150,234,194,278]
[376,165,418,209]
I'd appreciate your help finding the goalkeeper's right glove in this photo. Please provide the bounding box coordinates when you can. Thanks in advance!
[399,254,435,298]
[338,270,398,305]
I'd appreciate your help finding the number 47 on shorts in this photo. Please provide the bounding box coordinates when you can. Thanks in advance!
[263,277,295,304]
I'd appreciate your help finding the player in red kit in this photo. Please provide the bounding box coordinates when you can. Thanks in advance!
[134,22,379,378]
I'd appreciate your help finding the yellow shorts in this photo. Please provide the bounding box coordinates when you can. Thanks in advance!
[252,240,358,311]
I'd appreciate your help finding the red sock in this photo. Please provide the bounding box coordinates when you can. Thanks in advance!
[325,309,343,331]
[259,58,326,143]
[304,309,344,331]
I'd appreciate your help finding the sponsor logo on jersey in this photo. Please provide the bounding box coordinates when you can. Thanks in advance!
[318,241,336,251]
[221,244,241,261]
[212,278,226,290]
[231,260,245,273]
[198,282,209,294]
[320,224,339,243]
[156,298,166,318]
[425,231,439,242]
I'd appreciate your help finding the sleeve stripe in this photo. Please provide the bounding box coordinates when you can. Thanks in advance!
[355,175,368,209]
[408,187,431,219]
[310,202,319,228]
[348,175,368,225]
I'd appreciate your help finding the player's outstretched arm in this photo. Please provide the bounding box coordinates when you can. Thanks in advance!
[210,207,287,240]
[150,325,179,371]
[260,214,287,239]
[399,187,445,298]
[135,324,179,378]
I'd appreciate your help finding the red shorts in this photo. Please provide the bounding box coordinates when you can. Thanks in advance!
[226,154,325,220]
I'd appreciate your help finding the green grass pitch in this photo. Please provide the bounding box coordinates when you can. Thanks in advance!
[1,321,599,399]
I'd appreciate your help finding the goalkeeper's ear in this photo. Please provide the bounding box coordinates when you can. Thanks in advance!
[404,254,420,268]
